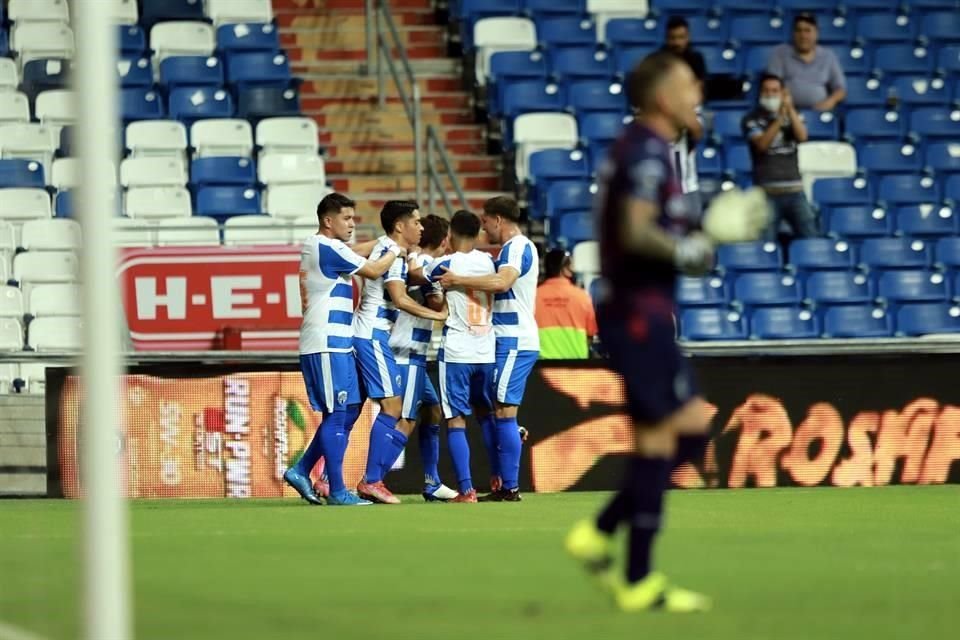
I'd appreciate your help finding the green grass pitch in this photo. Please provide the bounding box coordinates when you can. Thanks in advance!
[2,486,959,640]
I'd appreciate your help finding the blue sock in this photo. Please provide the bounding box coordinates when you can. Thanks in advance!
[319,411,348,494]
[419,423,441,485]
[448,427,473,494]
[495,416,522,491]
[380,428,408,477]
[480,413,501,478]
[294,415,328,477]
[364,412,398,483]
[344,403,362,435]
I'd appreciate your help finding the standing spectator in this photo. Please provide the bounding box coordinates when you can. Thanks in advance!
[767,13,846,112]
[662,17,707,85]
[669,105,705,219]
[534,249,597,360]
[742,73,818,239]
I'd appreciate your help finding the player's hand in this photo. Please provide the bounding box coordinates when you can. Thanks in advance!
[674,232,715,275]
[701,187,771,245]
[437,266,458,289]
[396,246,408,259]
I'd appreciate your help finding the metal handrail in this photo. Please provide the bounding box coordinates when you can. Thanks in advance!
[426,124,468,215]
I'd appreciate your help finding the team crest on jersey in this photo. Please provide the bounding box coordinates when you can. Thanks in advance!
[337,390,348,406]
[396,374,402,388]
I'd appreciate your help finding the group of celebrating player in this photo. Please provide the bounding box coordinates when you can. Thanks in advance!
[283,193,539,506]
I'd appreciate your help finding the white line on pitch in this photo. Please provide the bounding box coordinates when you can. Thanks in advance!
[0,621,47,640]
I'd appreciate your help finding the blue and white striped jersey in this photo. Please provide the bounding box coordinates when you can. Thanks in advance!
[299,234,366,355]
[389,253,441,364]
[354,235,406,340]
[493,234,540,352]
[426,250,496,364]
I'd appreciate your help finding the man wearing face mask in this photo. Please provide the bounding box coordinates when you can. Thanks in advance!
[767,13,846,112]
[534,248,597,360]
[742,73,818,240]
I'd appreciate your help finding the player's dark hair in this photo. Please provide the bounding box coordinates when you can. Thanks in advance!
[483,196,521,223]
[758,72,784,89]
[543,248,571,279]
[316,192,355,221]
[450,209,481,238]
[793,13,817,29]
[627,51,684,113]
[666,16,688,32]
[380,200,419,234]
[420,214,449,250]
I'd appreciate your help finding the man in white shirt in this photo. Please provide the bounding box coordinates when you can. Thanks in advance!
[425,210,497,503]
[284,193,402,507]
[669,106,704,219]
[439,197,538,501]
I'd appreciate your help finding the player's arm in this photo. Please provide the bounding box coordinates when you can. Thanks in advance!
[385,280,447,321]
[440,266,519,294]
[424,288,445,313]
[355,246,402,279]
[351,239,379,258]
[405,254,431,286]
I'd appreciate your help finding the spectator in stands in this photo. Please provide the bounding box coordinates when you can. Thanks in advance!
[662,17,707,85]
[534,249,597,360]
[742,73,818,239]
[766,13,846,112]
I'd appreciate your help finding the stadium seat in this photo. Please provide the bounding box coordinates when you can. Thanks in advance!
[502,81,566,119]
[190,157,256,187]
[525,0,586,19]
[223,214,289,245]
[206,0,274,26]
[125,120,188,160]
[159,56,225,90]
[614,46,658,78]
[140,0,205,29]
[579,111,626,153]
[892,76,951,106]
[712,109,746,141]
[0,124,57,172]
[823,305,893,338]
[291,214,321,242]
[908,108,960,141]
[800,110,840,140]
[459,0,522,51]
[0,92,30,125]
[895,204,958,236]
[878,269,948,304]
[936,45,960,75]
[265,184,333,220]
[859,237,931,270]
[120,88,166,123]
[57,125,73,157]
[843,76,888,108]
[685,15,728,45]
[236,86,301,121]
[527,149,589,208]
[34,90,75,128]
[124,187,193,219]
[554,210,594,246]
[0,31,6,59]
[586,0,650,40]
[897,302,960,336]
[699,46,742,76]
[789,238,856,271]
[604,18,663,47]
[0,319,23,350]
[108,0,140,24]
[0,286,24,319]
[116,57,153,88]
[857,142,923,174]
[717,242,782,272]
[27,316,82,351]
[545,180,594,221]
[921,11,960,43]
[856,13,918,43]
[150,22,215,64]
[0,160,44,189]
[813,176,873,207]
[54,191,73,218]
[534,17,596,48]
[0,59,18,92]
[729,15,787,45]
[925,143,960,175]
[835,44,872,77]
[797,141,857,201]
[255,117,320,156]
[196,186,262,219]
[826,205,892,238]
[168,87,235,126]
[872,44,934,76]
[0,221,14,253]
[216,23,280,54]
[111,217,155,247]
[947,175,960,203]
[487,51,548,112]
[155,217,220,246]
[806,14,854,45]
[226,52,292,88]
[550,47,614,80]
[118,26,146,56]
[751,307,820,339]
[51,158,112,191]
[805,270,873,306]
[20,218,79,251]
[0,363,17,393]
[8,0,69,24]
[680,307,748,341]
[511,111,578,176]
[28,283,80,317]
[744,45,777,76]
[712,0,770,12]
[258,153,324,186]
[723,143,752,176]
[697,145,723,177]
[676,275,728,307]
[734,272,802,307]
[11,24,75,66]
[0,188,50,224]
[571,239,599,284]
[843,107,906,142]
[13,251,78,284]
[473,17,537,86]
[190,119,254,158]
[877,174,939,206]
[120,157,188,188]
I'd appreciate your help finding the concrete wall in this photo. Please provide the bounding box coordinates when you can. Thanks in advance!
[0,395,47,496]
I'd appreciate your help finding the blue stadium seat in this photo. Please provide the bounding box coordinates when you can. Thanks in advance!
[877,174,940,205]
[544,180,593,221]
[897,302,960,336]
[906,0,960,8]
[0,160,44,188]
[925,143,960,174]
[844,0,904,8]
[579,113,626,155]
[116,57,153,88]
[921,11,960,43]
[797,13,854,45]
[487,52,548,114]
[935,236,960,269]
[717,241,783,272]
[226,52,292,88]
[813,177,874,206]
[460,0,522,49]
[676,275,729,307]
[686,16,729,45]
[553,210,593,246]
[140,0,206,29]
[843,107,906,142]
[528,148,589,208]
[859,237,932,270]
[160,56,225,90]
[58,126,73,158]
[744,45,777,75]
[567,81,627,114]
[169,87,234,125]
[535,17,595,48]
[824,305,893,338]
[118,25,146,56]
[750,307,820,339]
[936,45,960,75]
[120,88,165,122]
[191,157,257,187]
[878,269,948,303]
[825,204,892,237]
[872,44,935,76]
[21,59,71,102]
[0,30,7,58]
[891,76,951,106]
[844,76,888,108]
[680,308,748,341]
[196,186,262,220]
[895,204,958,236]
[801,110,840,140]
[216,24,281,54]
[522,0,584,17]
[700,46,743,76]
[778,0,837,9]
[946,175,960,203]
[54,191,73,218]
[697,145,724,177]
[908,108,960,141]
[857,142,923,174]
[605,19,663,47]
[551,47,614,80]
[712,109,746,140]
[502,81,566,118]
[729,15,787,45]
[805,271,873,306]
[724,143,752,176]
[714,0,774,13]
[788,238,856,271]
[734,272,802,307]
[856,13,918,43]
[614,47,656,78]
[237,86,300,121]
[836,45,873,76]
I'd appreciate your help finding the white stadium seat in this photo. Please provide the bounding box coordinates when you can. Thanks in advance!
[190,119,254,158]
[20,218,81,251]
[255,117,320,156]
[0,188,51,222]
[124,186,193,219]
[111,218,155,247]
[798,141,858,202]
[0,285,24,318]
[50,157,79,190]
[156,217,220,246]
[28,316,82,351]
[206,0,274,26]
[28,283,80,317]
[0,92,30,125]
[126,120,188,160]
[0,124,57,173]
[120,157,188,188]
[12,24,75,66]
[0,254,8,284]
[0,318,24,350]
[572,240,600,277]
[223,215,289,245]
[13,251,78,284]
[35,90,76,128]
[513,112,579,184]
[0,221,14,252]
[265,184,333,220]
[473,17,537,87]
[106,0,139,25]
[258,153,325,186]
[0,362,17,393]
[292,215,319,242]
[586,0,650,40]
[8,0,70,24]
[150,22,215,64]
[0,59,19,91]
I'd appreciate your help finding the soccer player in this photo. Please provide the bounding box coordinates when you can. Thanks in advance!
[439,196,538,501]
[353,200,448,504]
[283,192,403,507]
[425,209,496,504]
[388,214,458,502]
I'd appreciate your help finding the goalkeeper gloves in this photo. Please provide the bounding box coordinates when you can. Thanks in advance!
[701,187,771,245]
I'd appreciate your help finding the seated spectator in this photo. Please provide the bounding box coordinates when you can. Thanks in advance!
[670,105,705,220]
[742,73,818,239]
[534,249,597,360]
[767,13,846,111]
[662,16,707,85]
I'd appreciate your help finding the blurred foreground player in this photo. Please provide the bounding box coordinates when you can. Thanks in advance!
[564,53,768,611]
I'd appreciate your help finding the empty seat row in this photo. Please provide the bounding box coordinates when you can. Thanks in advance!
[119,22,280,56]
[0,316,82,351]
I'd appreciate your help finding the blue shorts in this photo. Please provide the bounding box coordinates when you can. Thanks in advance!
[300,352,361,414]
[398,360,427,421]
[493,348,538,406]
[422,371,440,407]
[439,361,494,420]
[353,333,402,399]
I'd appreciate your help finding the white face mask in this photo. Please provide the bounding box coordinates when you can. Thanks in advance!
[760,96,782,113]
